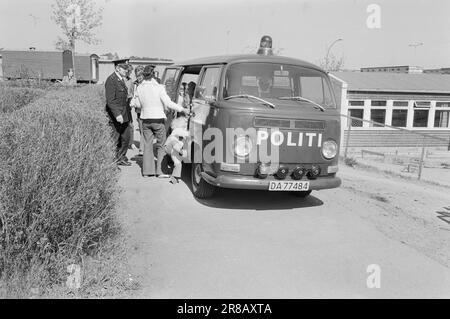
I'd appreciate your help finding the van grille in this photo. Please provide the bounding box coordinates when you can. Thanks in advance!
[294,120,325,130]
[254,118,290,128]
[254,117,325,130]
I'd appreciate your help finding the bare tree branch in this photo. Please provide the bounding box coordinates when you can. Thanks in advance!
[318,53,345,72]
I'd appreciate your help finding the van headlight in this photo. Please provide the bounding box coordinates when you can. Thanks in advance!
[234,136,253,158]
[322,140,338,159]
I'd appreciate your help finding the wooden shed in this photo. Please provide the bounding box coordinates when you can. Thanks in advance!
[70,52,99,82]
[1,49,99,82]
[1,50,68,80]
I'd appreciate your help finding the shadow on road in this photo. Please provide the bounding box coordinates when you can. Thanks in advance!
[180,164,324,211]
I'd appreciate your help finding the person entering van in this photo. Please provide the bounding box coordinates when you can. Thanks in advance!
[164,116,189,184]
[133,65,189,178]
[182,81,196,109]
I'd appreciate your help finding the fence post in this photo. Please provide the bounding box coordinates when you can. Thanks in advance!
[418,136,426,180]
[344,123,352,160]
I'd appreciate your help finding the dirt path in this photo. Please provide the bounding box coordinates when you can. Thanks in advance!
[116,148,450,298]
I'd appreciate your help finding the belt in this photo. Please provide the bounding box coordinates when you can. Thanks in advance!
[142,118,165,124]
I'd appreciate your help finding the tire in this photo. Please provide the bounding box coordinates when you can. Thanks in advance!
[191,163,216,199]
[291,190,312,198]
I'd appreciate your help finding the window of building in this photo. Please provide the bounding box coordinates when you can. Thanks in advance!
[434,110,450,128]
[414,101,431,107]
[393,101,408,107]
[371,100,386,106]
[348,109,363,127]
[436,102,450,108]
[392,109,408,127]
[348,100,364,106]
[413,109,429,127]
[370,109,386,127]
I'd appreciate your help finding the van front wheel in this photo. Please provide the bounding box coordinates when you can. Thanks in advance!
[191,163,216,198]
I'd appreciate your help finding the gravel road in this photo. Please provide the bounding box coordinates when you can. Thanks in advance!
[117,148,450,298]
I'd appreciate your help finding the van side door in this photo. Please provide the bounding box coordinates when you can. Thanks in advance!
[188,65,223,161]
[161,67,183,102]
[190,65,222,127]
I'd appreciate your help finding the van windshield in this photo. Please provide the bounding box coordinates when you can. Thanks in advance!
[223,62,336,109]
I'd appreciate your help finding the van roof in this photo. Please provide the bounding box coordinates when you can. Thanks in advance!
[171,54,325,72]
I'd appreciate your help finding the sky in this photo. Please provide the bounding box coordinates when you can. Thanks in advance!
[1,0,449,70]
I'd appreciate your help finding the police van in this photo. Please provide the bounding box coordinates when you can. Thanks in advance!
[162,36,341,199]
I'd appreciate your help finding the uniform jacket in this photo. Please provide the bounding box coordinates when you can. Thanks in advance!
[105,72,132,123]
[133,78,184,119]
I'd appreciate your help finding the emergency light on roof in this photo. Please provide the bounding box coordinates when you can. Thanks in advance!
[257,35,273,56]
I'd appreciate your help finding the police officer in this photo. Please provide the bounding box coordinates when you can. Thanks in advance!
[105,62,133,166]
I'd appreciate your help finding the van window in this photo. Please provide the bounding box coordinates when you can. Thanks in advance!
[162,68,181,99]
[224,62,336,108]
[196,67,220,100]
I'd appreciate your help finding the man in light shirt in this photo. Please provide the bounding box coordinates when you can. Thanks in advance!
[133,65,189,177]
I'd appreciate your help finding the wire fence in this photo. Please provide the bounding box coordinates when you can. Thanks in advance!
[340,114,450,184]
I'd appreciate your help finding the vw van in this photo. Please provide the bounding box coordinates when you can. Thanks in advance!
[161,37,341,199]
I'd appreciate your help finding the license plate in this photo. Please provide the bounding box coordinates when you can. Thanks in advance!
[268,181,310,191]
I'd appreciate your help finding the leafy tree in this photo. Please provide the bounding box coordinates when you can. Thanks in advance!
[101,52,120,60]
[51,0,103,79]
[318,53,345,72]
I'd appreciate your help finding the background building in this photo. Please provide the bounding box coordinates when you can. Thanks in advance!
[423,67,450,74]
[98,57,173,83]
[360,65,423,73]
[0,48,99,82]
[0,53,3,80]
[331,72,450,146]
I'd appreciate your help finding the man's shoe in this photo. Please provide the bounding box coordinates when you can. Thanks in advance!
[157,174,170,178]
[143,174,154,178]
[118,160,132,166]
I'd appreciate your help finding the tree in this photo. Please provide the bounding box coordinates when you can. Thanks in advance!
[318,53,345,72]
[101,52,120,60]
[51,0,103,79]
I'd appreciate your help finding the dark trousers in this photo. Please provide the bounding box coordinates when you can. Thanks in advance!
[142,119,166,175]
[111,121,131,162]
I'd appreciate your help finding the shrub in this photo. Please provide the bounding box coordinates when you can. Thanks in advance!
[344,156,358,167]
[0,79,85,90]
[0,86,46,113]
[0,85,119,296]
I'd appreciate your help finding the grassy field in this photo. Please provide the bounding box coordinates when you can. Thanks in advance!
[0,81,131,298]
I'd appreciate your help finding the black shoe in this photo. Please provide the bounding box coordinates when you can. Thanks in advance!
[118,160,132,166]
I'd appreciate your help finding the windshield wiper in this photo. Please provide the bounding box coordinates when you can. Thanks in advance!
[278,96,325,112]
[224,94,275,109]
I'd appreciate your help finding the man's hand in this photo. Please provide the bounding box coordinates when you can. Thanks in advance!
[181,107,189,115]
[116,115,124,124]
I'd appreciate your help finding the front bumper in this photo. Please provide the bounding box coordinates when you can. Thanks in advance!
[200,172,341,191]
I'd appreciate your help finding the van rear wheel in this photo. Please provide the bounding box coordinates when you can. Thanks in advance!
[191,163,216,199]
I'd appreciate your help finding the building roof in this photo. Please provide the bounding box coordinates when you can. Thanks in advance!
[360,65,422,69]
[332,71,450,94]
